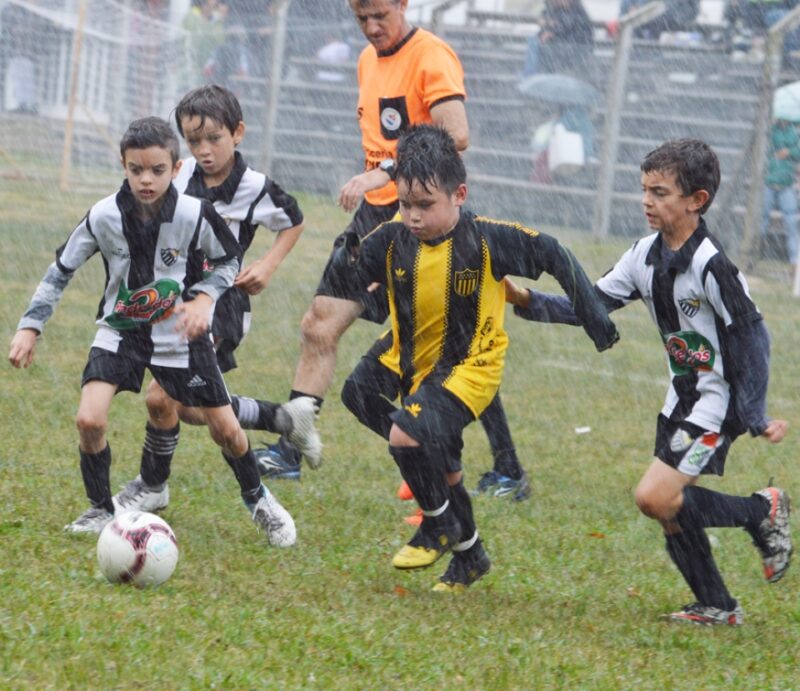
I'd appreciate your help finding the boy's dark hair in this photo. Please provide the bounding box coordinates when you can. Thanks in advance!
[120,116,180,164]
[641,139,720,215]
[174,85,243,137]
[395,124,466,194]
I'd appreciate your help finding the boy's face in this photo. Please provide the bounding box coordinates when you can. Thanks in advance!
[350,0,409,53]
[397,177,466,243]
[641,169,708,235]
[122,146,180,209]
[180,116,244,187]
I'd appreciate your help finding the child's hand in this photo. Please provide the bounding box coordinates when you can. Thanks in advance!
[234,256,275,295]
[9,328,39,369]
[503,276,531,308]
[762,419,788,443]
[174,295,213,341]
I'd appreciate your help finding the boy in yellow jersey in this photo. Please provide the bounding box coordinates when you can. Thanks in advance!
[340,125,619,591]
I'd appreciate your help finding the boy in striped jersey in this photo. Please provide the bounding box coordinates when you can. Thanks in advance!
[9,117,296,546]
[507,139,791,624]
[112,86,322,520]
[340,125,618,591]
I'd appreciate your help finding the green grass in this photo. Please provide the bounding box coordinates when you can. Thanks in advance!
[1,177,799,689]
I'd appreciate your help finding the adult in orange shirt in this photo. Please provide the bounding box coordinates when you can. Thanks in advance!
[265,0,529,500]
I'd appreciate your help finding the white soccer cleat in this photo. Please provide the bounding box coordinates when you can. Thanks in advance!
[113,476,170,514]
[64,506,114,534]
[250,489,296,548]
[279,396,323,470]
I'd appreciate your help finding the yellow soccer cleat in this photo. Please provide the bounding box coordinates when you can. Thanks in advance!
[392,524,459,569]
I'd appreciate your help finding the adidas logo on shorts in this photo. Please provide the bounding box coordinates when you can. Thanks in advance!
[187,374,206,388]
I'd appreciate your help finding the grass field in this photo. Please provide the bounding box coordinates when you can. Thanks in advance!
[1,176,799,689]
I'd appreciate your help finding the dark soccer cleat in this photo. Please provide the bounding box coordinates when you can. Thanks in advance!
[665,602,743,626]
[433,540,491,593]
[253,440,302,480]
[753,487,792,583]
[473,470,531,501]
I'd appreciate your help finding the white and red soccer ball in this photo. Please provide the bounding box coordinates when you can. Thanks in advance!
[97,511,178,587]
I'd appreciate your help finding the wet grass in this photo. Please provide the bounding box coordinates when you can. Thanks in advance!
[1,178,799,688]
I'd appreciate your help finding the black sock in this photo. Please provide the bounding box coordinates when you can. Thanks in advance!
[479,394,522,480]
[223,444,262,499]
[389,445,449,513]
[665,529,737,611]
[677,485,769,531]
[290,389,323,411]
[79,445,114,513]
[231,395,282,432]
[140,422,179,487]
[448,480,477,546]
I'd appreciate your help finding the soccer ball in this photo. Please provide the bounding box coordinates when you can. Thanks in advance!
[97,511,178,587]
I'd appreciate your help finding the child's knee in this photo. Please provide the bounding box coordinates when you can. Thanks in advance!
[145,381,174,419]
[634,484,681,522]
[75,410,106,439]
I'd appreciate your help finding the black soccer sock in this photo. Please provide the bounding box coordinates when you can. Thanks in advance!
[676,485,769,531]
[231,395,282,432]
[448,479,477,549]
[341,377,396,440]
[223,444,263,499]
[79,445,114,513]
[389,445,449,514]
[479,394,523,480]
[290,389,324,412]
[140,422,179,488]
[665,529,737,611]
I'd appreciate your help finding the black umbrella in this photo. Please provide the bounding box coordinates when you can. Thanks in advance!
[517,73,601,107]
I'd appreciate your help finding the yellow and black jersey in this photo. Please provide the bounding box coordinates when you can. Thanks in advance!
[354,210,616,417]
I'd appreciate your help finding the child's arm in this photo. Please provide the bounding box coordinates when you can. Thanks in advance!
[234,222,303,295]
[9,329,39,369]
[174,292,215,342]
[190,200,242,304]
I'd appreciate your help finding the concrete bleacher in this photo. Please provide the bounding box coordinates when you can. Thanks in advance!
[235,17,766,237]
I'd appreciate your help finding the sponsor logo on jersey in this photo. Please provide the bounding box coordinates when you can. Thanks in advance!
[664,331,715,374]
[678,297,701,318]
[106,279,181,329]
[454,269,479,297]
[160,248,179,266]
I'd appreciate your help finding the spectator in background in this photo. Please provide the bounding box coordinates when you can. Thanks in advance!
[762,118,800,265]
[521,0,596,161]
[315,36,352,83]
[619,0,700,40]
[183,0,227,85]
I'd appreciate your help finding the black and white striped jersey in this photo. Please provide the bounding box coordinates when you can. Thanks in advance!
[17,181,241,367]
[174,151,303,253]
[595,221,767,435]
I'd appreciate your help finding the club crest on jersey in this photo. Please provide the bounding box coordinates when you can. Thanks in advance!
[106,279,181,329]
[678,297,701,318]
[160,248,179,266]
[380,107,402,133]
[454,269,479,297]
[664,331,715,374]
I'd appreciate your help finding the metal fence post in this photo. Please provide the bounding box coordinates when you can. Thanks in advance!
[261,0,291,177]
[592,2,664,239]
[741,6,800,271]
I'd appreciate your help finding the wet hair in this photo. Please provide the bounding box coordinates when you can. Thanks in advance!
[395,124,466,195]
[641,139,720,215]
[174,85,243,137]
[119,116,180,164]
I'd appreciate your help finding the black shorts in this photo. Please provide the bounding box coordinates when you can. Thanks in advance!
[315,200,398,324]
[81,343,231,408]
[654,414,734,477]
[211,287,251,373]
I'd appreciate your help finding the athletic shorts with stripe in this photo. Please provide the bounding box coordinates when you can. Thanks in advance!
[654,413,734,477]
[315,199,398,324]
[81,340,231,408]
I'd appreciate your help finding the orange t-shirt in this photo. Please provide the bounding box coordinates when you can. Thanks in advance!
[356,28,466,206]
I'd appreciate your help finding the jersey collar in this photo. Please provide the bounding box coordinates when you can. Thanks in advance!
[185,151,247,205]
[377,27,417,57]
[117,179,178,225]
[646,218,709,273]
